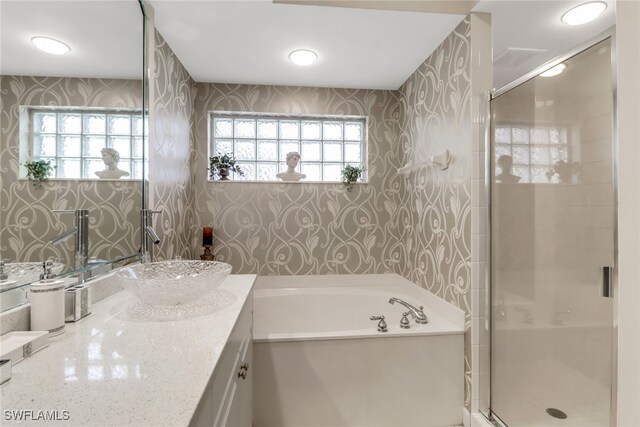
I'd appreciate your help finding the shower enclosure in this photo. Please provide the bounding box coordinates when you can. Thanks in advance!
[488,36,616,427]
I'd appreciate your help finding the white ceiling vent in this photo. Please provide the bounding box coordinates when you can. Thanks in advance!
[494,47,547,68]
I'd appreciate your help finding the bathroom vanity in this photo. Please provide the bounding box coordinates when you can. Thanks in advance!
[0,275,255,427]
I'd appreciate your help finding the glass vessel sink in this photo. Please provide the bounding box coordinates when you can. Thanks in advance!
[115,260,232,306]
[0,261,65,288]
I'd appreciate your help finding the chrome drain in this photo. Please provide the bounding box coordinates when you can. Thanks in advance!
[546,408,568,419]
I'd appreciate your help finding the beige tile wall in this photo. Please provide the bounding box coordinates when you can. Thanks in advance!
[488,38,615,425]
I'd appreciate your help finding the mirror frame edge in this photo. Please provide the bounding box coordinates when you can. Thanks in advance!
[139,0,153,214]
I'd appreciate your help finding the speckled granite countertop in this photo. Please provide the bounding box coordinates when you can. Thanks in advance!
[0,274,256,426]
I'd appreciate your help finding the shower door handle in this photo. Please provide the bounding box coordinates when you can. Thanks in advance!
[601,266,613,298]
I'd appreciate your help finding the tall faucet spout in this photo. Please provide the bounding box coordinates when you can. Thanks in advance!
[145,226,160,245]
[140,209,162,263]
[389,297,428,324]
[51,209,90,285]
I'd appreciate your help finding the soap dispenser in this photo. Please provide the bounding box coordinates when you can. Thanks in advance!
[29,260,66,336]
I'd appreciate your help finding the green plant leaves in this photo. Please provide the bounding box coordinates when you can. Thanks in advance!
[209,153,245,178]
[22,160,54,189]
[340,165,365,191]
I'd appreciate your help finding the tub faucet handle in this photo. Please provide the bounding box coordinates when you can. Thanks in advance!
[370,315,388,333]
[400,312,411,329]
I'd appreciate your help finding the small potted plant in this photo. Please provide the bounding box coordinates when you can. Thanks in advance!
[209,153,244,181]
[341,165,366,191]
[22,159,55,189]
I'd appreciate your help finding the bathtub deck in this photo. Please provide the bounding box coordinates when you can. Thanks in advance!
[254,274,464,342]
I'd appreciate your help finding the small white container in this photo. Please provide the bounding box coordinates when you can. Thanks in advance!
[29,279,66,336]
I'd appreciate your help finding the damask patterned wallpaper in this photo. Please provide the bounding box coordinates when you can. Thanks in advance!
[0,76,142,269]
[149,31,196,260]
[397,17,473,407]
[191,84,405,274]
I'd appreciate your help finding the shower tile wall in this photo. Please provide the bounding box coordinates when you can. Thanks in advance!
[492,41,614,327]
[469,13,492,416]
[490,39,614,427]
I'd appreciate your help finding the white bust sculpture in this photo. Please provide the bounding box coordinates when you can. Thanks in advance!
[95,147,130,179]
[495,154,521,184]
[276,151,306,182]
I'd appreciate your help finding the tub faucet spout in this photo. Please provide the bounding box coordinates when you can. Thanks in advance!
[389,297,428,324]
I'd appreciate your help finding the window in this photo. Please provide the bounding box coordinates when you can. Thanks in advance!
[30,109,146,179]
[209,113,367,182]
[494,125,570,183]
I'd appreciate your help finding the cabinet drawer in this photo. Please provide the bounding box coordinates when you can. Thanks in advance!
[218,334,253,427]
[190,292,253,427]
[215,327,252,427]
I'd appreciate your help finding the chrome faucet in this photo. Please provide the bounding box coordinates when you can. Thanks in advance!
[52,209,89,284]
[40,259,57,281]
[140,209,161,263]
[389,297,428,324]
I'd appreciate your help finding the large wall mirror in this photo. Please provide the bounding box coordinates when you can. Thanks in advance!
[0,0,148,311]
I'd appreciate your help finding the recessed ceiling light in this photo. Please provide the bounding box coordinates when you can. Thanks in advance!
[31,36,70,55]
[540,63,567,77]
[561,2,607,25]
[289,49,318,66]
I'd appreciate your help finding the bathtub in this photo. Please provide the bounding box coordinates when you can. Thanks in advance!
[253,274,465,427]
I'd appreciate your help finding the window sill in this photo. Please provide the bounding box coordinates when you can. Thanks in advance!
[207,180,369,185]
[18,178,141,183]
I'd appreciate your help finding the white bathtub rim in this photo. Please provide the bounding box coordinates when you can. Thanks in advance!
[254,328,464,343]
[255,273,465,330]
[254,293,462,341]
[256,273,403,289]
[255,285,463,336]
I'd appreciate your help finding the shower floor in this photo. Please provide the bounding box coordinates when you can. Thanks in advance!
[492,359,610,427]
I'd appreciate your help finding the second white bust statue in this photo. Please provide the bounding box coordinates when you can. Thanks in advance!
[95,147,130,179]
[276,151,306,182]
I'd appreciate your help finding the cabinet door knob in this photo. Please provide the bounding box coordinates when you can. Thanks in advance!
[238,369,247,380]
[241,362,249,371]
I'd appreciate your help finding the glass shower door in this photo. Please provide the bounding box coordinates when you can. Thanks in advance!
[490,38,614,427]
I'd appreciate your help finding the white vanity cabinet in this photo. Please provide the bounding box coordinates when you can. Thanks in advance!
[190,292,253,427]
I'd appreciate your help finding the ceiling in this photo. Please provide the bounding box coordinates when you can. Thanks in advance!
[148,0,465,90]
[473,0,615,89]
[0,0,142,79]
[274,0,477,15]
[0,0,617,91]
